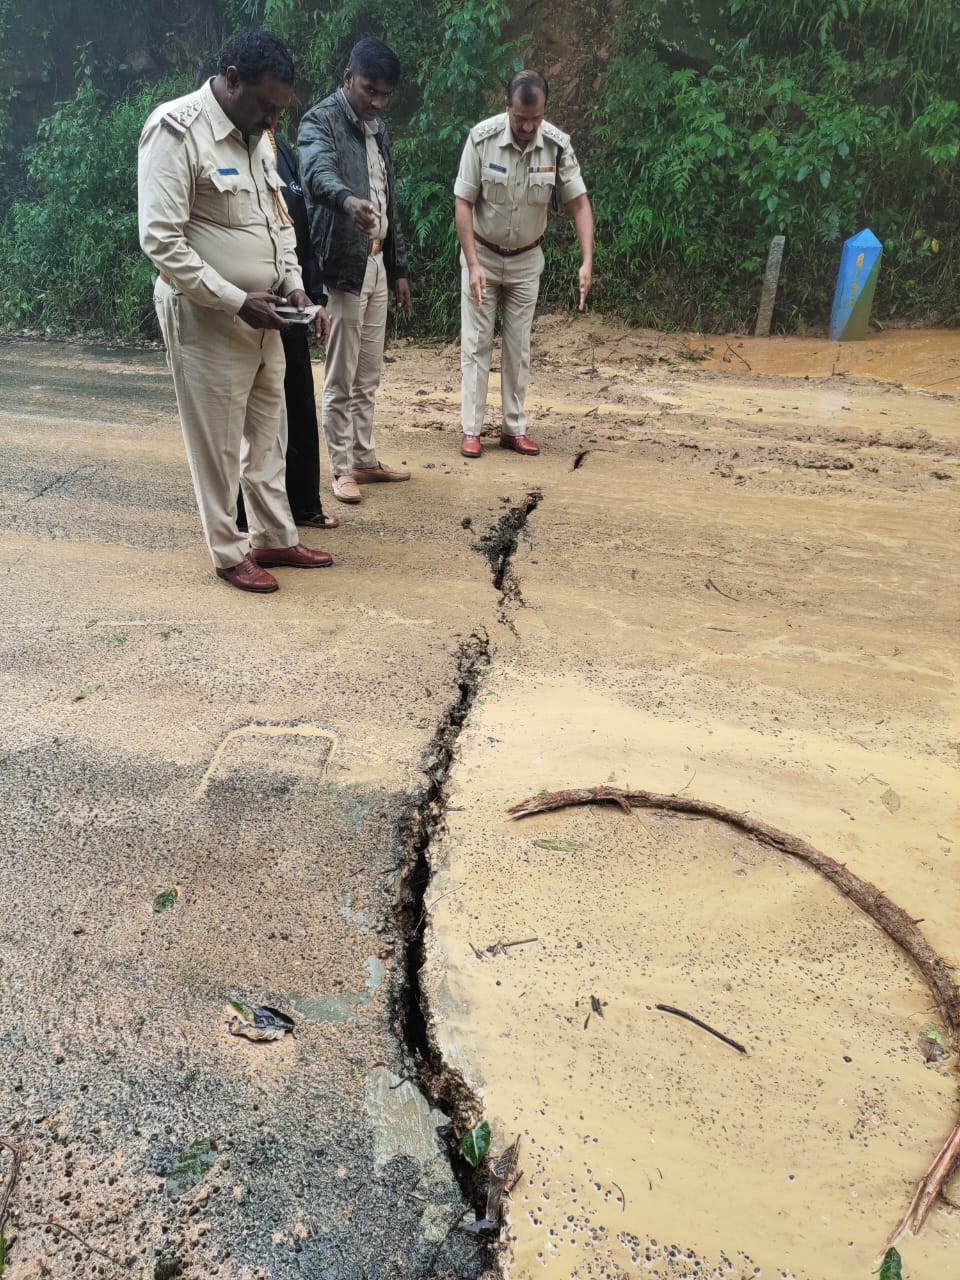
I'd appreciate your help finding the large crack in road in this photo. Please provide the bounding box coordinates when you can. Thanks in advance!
[392,492,542,1259]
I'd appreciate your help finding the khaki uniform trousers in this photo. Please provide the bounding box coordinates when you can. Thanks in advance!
[322,252,389,478]
[460,242,544,437]
[154,279,297,570]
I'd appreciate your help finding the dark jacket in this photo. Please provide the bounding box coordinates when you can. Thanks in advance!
[297,89,409,296]
[273,133,326,305]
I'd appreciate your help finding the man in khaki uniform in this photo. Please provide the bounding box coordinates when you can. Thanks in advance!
[138,29,333,592]
[454,70,594,459]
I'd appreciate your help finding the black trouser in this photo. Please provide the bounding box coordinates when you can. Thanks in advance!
[237,326,324,530]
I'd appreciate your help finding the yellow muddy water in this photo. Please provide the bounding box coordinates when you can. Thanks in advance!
[409,319,960,1280]
[701,329,960,393]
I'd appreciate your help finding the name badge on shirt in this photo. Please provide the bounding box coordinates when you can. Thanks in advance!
[217,167,240,175]
[484,162,507,174]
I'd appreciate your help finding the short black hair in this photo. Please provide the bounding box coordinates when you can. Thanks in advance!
[347,36,401,85]
[507,69,549,106]
[218,29,295,85]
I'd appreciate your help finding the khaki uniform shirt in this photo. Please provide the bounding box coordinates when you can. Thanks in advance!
[338,89,389,241]
[454,113,587,250]
[138,80,303,313]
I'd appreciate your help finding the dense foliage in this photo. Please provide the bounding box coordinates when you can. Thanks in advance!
[0,0,957,338]
[589,0,960,328]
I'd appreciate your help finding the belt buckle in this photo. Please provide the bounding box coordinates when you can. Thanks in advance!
[369,237,383,256]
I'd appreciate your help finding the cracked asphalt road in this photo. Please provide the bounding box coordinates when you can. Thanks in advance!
[0,338,519,1280]
[1,324,958,1280]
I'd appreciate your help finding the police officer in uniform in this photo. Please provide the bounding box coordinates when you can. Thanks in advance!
[454,70,594,459]
[138,29,333,592]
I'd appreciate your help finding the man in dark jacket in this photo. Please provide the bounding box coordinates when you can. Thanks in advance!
[298,37,412,505]
[238,131,337,533]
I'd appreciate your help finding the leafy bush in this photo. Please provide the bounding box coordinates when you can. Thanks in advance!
[586,0,960,328]
[0,73,188,337]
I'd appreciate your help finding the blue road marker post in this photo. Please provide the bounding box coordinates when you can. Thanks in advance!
[830,229,882,342]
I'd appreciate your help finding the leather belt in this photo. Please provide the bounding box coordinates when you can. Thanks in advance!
[475,233,543,257]
[368,238,384,256]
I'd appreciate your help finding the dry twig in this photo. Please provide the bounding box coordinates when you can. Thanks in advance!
[724,343,752,371]
[0,1137,24,1234]
[508,784,960,1238]
[705,576,740,602]
[655,1003,747,1054]
[28,1218,127,1269]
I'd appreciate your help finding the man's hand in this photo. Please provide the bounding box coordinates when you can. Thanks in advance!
[343,195,377,233]
[238,291,287,330]
[467,263,486,309]
[314,306,331,344]
[577,263,593,312]
[394,278,412,319]
[285,288,312,312]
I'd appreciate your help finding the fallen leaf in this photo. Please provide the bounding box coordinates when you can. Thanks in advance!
[227,1001,295,1042]
[880,788,901,813]
[153,888,178,914]
[879,1246,902,1280]
[917,1022,947,1062]
[460,1120,491,1167]
[166,1138,217,1197]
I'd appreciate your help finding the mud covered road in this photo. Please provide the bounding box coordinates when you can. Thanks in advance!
[0,321,958,1280]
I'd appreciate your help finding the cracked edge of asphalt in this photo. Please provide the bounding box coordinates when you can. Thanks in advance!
[392,490,543,1262]
[394,630,493,1219]
[470,489,543,631]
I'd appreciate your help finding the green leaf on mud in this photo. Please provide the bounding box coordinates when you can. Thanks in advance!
[152,888,177,914]
[229,998,255,1022]
[534,838,583,853]
[227,1003,295,1042]
[917,1021,948,1062]
[879,1247,902,1280]
[460,1120,491,1167]
[166,1138,218,1198]
[73,683,102,700]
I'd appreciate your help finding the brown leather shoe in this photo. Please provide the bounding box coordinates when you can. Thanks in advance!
[499,433,540,455]
[216,553,279,593]
[353,461,410,483]
[460,434,482,458]
[251,543,334,569]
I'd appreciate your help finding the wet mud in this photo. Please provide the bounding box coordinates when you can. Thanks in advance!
[1,321,958,1279]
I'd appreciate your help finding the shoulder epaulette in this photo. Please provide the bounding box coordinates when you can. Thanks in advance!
[161,96,203,137]
[472,116,504,142]
[541,121,568,148]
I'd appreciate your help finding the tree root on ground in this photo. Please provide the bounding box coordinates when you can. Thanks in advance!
[507,784,960,1241]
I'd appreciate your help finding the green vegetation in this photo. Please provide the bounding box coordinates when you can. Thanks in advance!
[879,1246,902,1280]
[0,73,188,336]
[459,1118,491,1166]
[0,0,957,339]
[588,0,959,328]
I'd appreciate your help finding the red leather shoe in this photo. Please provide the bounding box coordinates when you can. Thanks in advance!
[461,434,482,458]
[251,543,333,569]
[499,433,540,456]
[216,553,279,593]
